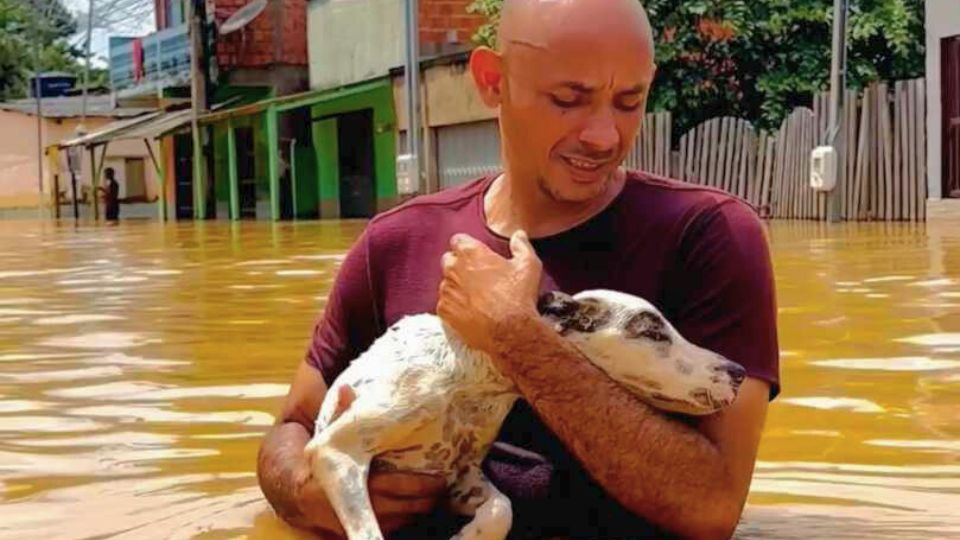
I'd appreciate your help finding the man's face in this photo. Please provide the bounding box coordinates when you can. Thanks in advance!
[498,25,655,204]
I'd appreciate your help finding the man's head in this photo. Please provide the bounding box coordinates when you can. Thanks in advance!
[104,167,115,181]
[470,0,656,204]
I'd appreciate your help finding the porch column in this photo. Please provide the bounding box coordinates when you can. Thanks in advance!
[227,119,239,221]
[266,105,280,221]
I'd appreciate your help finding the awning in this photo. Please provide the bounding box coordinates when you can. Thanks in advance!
[57,111,163,148]
[58,99,241,149]
[197,77,390,125]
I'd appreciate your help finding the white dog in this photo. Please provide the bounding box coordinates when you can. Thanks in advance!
[304,289,746,540]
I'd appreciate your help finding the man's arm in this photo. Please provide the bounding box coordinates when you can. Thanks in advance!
[257,361,445,537]
[258,226,445,537]
[488,315,768,539]
[438,203,778,539]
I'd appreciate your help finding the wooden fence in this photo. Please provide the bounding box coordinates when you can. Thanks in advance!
[627,78,928,221]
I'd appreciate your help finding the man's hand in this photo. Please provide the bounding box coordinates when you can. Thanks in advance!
[293,468,446,539]
[437,231,542,353]
[258,362,446,539]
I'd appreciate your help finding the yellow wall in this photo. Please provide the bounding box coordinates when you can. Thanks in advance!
[392,59,497,131]
[0,111,160,209]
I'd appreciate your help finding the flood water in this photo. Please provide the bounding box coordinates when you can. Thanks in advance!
[0,218,958,539]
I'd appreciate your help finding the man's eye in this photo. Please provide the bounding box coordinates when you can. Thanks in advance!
[616,98,643,112]
[551,95,581,108]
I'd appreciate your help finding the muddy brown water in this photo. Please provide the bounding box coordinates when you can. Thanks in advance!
[0,219,958,539]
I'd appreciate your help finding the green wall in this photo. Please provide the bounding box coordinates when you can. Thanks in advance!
[204,78,396,220]
[310,78,397,216]
[313,118,339,209]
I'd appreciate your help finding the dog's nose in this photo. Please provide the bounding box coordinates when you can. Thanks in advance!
[721,362,746,385]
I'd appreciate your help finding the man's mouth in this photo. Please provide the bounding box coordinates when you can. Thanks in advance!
[562,155,607,172]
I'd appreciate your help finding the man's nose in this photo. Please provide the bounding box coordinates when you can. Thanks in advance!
[578,111,619,153]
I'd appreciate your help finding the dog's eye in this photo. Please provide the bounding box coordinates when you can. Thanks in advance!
[624,311,671,344]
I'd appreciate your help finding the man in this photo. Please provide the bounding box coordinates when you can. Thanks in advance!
[257,0,779,538]
[98,167,120,221]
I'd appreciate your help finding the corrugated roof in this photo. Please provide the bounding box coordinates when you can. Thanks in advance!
[0,94,153,119]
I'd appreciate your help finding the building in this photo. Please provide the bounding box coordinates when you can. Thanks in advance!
[390,51,500,194]
[926,0,960,220]
[165,0,490,222]
[74,0,312,221]
[0,94,156,218]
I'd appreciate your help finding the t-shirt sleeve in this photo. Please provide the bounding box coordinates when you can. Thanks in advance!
[670,199,781,399]
[304,227,382,387]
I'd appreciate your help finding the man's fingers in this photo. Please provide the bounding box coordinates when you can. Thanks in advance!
[450,233,478,251]
[509,229,536,262]
[369,471,447,497]
[441,251,457,274]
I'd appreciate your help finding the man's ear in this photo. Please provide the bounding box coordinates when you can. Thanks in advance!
[470,46,504,108]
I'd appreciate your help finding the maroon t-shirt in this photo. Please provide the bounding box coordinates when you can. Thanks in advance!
[305,170,780,539]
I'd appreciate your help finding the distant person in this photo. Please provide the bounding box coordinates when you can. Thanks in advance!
[98,167,120,222]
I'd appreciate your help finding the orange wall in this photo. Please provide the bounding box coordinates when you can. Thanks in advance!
[0,111,161,209]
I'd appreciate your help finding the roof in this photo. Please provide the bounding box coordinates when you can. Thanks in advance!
[0,94,153,119]
[197,77,391,125]
[58,111,166,148]
[59,99,242,148]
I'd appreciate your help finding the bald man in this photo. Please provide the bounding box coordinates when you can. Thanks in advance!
[257,0,779,538]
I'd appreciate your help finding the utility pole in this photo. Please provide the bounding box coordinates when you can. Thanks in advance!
[187,0,208,220]
[32,5,46,220]
[403,0,421,191]
[80,0,94,133]
[826,0,848,223]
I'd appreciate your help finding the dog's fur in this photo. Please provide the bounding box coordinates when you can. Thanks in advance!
[304,289,746,540]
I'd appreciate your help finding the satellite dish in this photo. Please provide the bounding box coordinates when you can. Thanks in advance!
[220,0,268,35]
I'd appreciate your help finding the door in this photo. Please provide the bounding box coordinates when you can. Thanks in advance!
[173,133,193,219]
[337,109,376,218]
[943,35,960,198]
[124,158,147,200]
[437,120,502,190]
[235,126,258,218]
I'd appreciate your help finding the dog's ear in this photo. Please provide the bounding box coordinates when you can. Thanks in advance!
[537,291,580,335]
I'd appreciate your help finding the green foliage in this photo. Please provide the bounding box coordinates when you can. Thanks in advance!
[0,0,85,101]
[466,0,925,135]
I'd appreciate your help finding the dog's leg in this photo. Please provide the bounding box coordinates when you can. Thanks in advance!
[448,464,512,540]
[304,435,382,540]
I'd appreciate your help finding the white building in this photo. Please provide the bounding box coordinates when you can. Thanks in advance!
[925,0,960,220]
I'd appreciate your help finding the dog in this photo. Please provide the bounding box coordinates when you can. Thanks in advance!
[304,289,747,540]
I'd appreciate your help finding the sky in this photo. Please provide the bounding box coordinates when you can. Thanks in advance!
[63,0,156,68]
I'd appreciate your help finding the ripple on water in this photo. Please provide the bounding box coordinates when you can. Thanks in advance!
[809,357,960,371]
[47,382,287,401]
[275,269,324,277]
[9,431,178,448]
[896,333,960,347]
[0,366,123,383]
[38,332,157,349]
[32,314,125,326]
[865,440,960,453]
[0,416,107,433]
[67,405,275,426]
[780,397,886,413]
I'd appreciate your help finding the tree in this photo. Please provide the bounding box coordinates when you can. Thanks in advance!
[0,0,84,100]
[466,0,925,135]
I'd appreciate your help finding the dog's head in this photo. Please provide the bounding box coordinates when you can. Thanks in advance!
[537,289,746,415]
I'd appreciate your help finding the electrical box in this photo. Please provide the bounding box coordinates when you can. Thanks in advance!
[810,145,837,192]
[396,154,420,195]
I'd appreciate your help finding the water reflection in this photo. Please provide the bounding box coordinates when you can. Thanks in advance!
[0,218,957,539]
